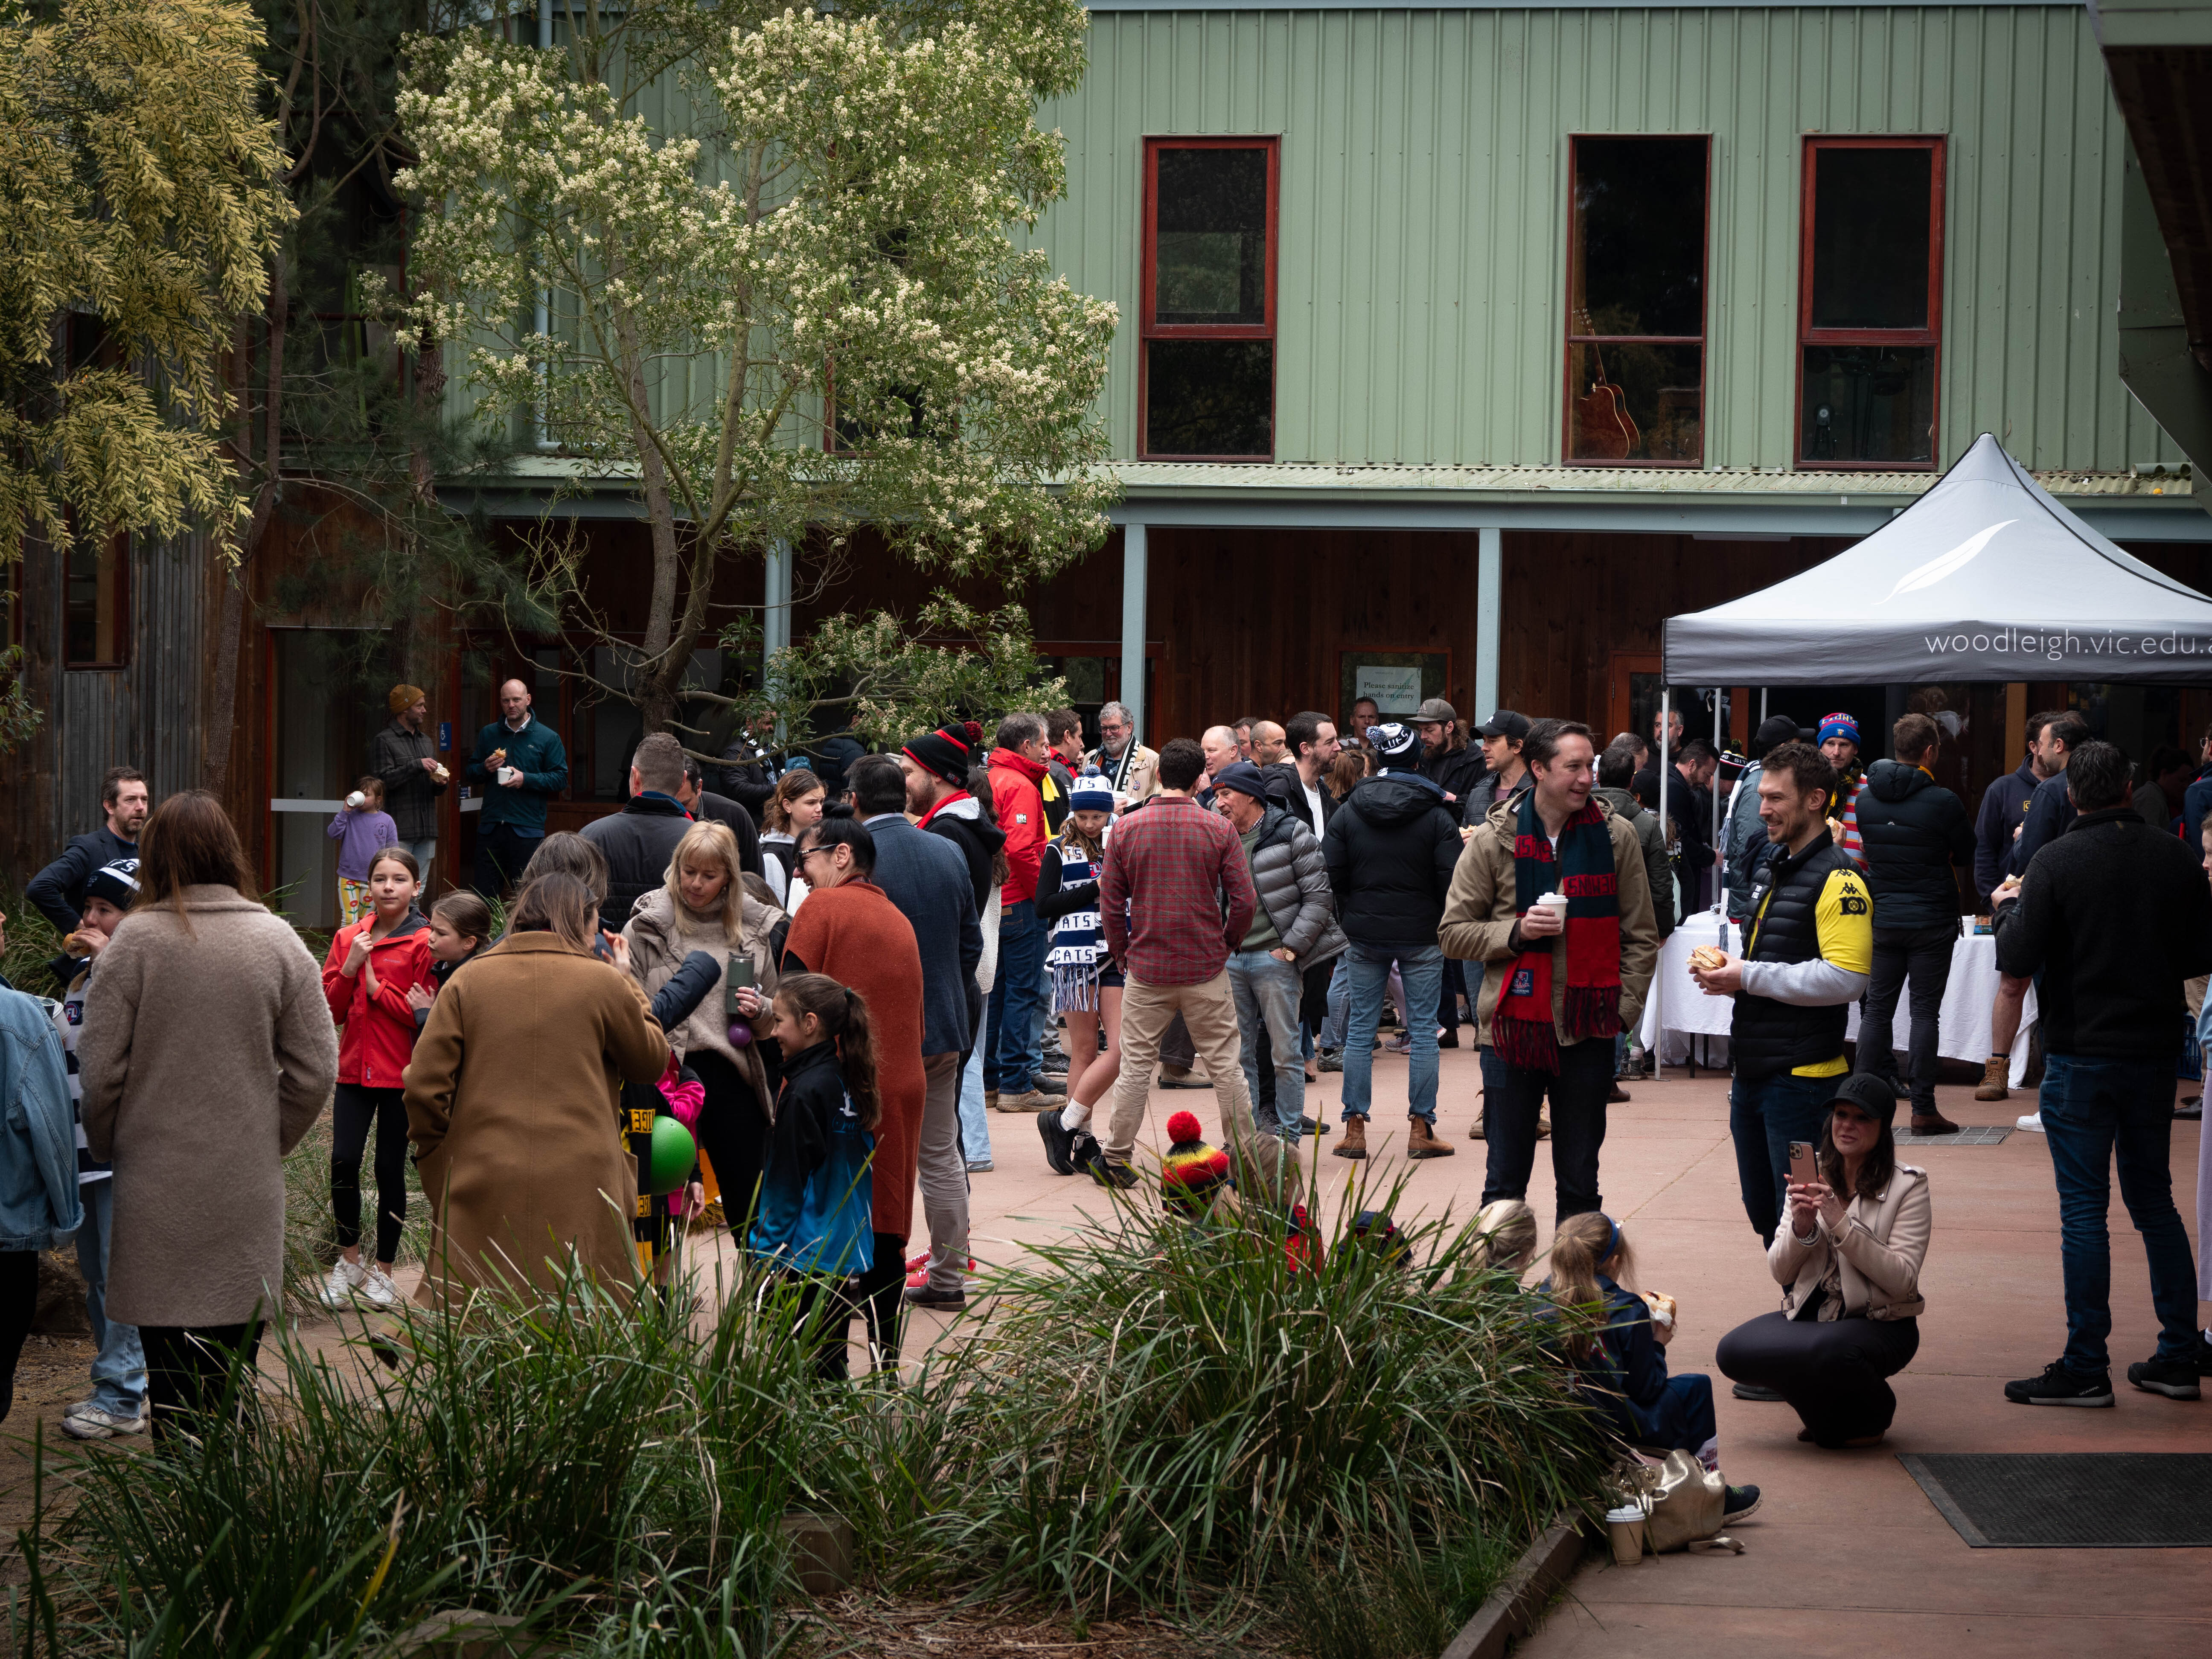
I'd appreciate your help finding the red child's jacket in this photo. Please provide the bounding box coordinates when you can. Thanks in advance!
[321,909,435,1088]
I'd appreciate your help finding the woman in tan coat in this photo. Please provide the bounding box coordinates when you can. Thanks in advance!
[623,821,789,1227]
[404,871,669,1308]
[79,792,339,1439]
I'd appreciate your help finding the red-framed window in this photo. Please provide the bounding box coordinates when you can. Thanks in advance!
[1796,136,1946,469]
[1563,135,1709,467]
[1139,136,1279,461]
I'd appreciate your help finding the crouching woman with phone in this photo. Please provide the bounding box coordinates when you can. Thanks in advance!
[1717,1071,1929,1449]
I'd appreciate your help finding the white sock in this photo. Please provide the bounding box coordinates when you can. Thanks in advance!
[1060,1100,1092,1132]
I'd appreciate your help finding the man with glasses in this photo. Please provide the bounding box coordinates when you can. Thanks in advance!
[1086,701,1159,812]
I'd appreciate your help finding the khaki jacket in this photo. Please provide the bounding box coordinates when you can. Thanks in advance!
[1438,793,1659,1045]
[1769,1162,1929,1321]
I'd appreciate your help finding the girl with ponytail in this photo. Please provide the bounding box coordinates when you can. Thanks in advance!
[1541,1213,1761,1522]
[752,972,881,1378]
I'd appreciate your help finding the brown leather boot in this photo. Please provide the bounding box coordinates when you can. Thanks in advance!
[1973,1056,2009,1101]
[1333,1114,1368,1159]
[1406,1115,1456,1158]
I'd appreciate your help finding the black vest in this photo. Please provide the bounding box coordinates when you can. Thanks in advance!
[1732,830,1857,1081]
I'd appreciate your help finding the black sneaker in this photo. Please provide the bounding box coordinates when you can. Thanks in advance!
[1299,1114,1331,1135]
[1028,1076,1067,1101]
[1731,1381,1786,1402]
[1089,1155,1139,1191]
[902,1283,966,1312]
[1722,1484,1762,1523]
[2004,1360,2114,1407]
[2127,1356,2204,1399]
[1036,1108,1077,1176]
[1068,1129,1102,1176]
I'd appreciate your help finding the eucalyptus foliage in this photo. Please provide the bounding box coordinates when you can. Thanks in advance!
[391,0,1120,733]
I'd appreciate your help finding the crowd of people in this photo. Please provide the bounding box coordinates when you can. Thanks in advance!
[1,680,2206,1458]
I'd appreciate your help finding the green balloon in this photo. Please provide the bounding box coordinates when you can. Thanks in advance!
[644,1116,697,1196]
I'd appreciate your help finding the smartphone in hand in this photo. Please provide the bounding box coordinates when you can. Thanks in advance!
[1788,1140,1818,1189]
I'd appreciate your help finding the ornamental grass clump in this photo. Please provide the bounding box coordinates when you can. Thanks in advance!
[15,1262,857,1657]
[917,1167,1611,1617]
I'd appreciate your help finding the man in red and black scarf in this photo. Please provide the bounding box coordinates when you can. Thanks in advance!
[1441,719,1659,1223]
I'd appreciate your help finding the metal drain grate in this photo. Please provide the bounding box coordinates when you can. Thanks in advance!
[1901,1453,2212,1547]
[1893,1126,2011,1145]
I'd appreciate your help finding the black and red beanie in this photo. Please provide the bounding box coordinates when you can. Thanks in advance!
[902,724,975,786]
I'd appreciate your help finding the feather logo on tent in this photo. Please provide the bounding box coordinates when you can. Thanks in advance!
[1877,520,2016,604]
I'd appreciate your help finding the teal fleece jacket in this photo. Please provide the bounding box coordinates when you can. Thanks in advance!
[467,715,569,833]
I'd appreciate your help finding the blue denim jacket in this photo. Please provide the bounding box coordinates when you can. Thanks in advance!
[0,987,84,1251]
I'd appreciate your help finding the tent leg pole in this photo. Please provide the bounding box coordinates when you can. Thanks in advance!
[1656,688,1669,1082]
[1712,689,1724,916]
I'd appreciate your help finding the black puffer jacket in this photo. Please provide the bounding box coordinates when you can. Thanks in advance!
[1320,771,1464,949]
[579,793,694,935]
[1855,760,1973,930]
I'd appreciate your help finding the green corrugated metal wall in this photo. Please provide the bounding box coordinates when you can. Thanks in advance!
[1032,6,2178,472]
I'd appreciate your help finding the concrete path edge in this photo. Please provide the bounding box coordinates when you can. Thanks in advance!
[1440,1520,1586,1659]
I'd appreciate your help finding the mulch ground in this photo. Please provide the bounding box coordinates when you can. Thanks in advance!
[804,1596,1273,1658]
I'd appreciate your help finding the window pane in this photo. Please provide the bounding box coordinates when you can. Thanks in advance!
[1571,139,1706,339]
[1799,345,1936,464]
[65,536,126,666]
[1145,340,1273,457]
[1154,148,1268,326]
[1567,342,1702,463]
[1810,148,1933,330]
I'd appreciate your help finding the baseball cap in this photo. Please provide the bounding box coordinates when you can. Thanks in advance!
[1476,710,1531,742]
[1414,697,1457,725]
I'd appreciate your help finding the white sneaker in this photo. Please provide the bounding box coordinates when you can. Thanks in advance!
[61,1400,149,1440]
[358,1264,399,1310]
[2015,1112,2044,1133]
[320,1257,366,1308]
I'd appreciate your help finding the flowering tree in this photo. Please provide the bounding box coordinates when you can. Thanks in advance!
[393,0,1118,740]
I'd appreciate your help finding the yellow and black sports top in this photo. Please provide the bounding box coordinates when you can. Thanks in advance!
[1734,835,1874,1082]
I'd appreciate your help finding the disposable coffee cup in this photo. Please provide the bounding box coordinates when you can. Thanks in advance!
[1605,1505,1646,1565]
[345,791,366,809]
[498,766,520,785]
[1537,891,1570,917]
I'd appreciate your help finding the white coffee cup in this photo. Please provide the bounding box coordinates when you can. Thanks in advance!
[345,790,366,809]
[498,766,520,786]
[1537,891,1570,917]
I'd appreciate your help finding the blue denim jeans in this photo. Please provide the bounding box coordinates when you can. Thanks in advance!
[985,899,1045,1094]
[958,1039,991,1164]
[1729,1070,1839,1246]
[1227,949,1305,1139]
[1320,956,1350,1051]
[74,1179,146,1416]
[2039,1052,2200,1374]
[1340,941,1445,1123]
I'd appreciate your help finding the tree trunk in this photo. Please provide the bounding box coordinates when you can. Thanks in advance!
[614,309,683,734]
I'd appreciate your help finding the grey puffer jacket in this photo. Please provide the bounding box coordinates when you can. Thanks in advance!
[1245,804,1348,967]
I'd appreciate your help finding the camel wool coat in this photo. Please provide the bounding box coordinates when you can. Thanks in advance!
[79,886,339,1328]
[403,932,669,1308]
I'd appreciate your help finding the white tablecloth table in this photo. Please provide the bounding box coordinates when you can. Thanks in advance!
[1638,910,2037,1086]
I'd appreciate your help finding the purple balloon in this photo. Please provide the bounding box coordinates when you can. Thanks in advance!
[727,1020,753,1048]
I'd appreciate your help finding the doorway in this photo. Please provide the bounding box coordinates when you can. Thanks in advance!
[268,628,395,926]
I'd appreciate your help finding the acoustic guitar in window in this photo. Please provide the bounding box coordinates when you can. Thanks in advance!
[1573,345,1639,461]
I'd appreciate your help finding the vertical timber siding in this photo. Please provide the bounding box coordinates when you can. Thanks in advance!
[1037,6,2175,473]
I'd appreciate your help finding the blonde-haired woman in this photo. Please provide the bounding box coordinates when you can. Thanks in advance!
[1541,1211,1761,1523]
[625,821,789,1228]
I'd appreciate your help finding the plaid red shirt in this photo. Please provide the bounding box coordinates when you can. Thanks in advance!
[1099,794,1256,986]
